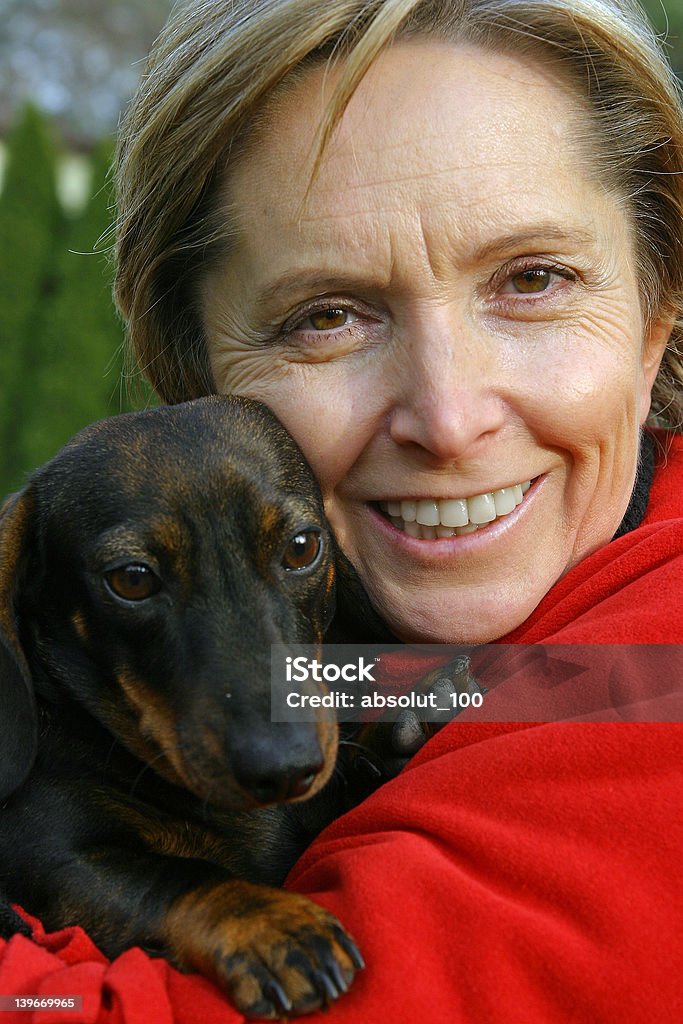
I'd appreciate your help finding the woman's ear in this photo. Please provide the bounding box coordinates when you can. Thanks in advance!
[639,316,674,425]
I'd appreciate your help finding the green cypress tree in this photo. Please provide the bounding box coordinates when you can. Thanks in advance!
[0,103,64,494]
[19,140,137,472]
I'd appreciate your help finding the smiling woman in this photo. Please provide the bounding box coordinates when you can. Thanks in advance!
[197,40,668,644]
[103,0,683,1019]
[115,0,683,646]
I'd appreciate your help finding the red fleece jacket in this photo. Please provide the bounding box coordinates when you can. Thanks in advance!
[3,432,683,1023]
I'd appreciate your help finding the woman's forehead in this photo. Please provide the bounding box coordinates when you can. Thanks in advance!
[234,43,582,193]
[223,40,629,287]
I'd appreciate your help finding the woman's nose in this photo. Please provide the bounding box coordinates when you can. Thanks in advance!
[387,308,507,462]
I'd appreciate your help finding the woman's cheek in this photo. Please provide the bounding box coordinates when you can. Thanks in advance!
[209,344,286,396]
[507,315,643,445]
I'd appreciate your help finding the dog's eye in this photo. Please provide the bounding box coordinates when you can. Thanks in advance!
[282,530,322,572]
[105,564,161,602]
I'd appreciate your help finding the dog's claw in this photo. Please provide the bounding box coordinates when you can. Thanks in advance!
[430,676,457,706]
[310,964,342,1003]
[323,954,351,995]
[262,977,293,1015]
[392,709,427,756]
[332,924,365,970]
[309,933,353,996]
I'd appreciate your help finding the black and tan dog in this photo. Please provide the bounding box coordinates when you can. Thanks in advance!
[0,396,469,1018]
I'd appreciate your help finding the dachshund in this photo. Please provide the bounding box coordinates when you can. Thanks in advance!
[0,395,472,1018]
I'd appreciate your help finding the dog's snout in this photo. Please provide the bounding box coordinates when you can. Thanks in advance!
[235,758,324,805]
[227,720,332,806]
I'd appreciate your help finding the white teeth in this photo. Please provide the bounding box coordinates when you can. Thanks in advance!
[404,519,421,538]
[492,487,517,517]
[468,492,496,525]
[380,480,533,539]
[456,523,479,535]
[439,498,469,528]
[400,500,417,522]
[416,500,440,527]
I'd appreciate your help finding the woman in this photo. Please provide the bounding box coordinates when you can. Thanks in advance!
[6,1,681,1021]
[114,0,683,643]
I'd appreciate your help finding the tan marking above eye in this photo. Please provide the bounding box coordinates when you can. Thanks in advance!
[106,564,161,601]
[282,530,322,571]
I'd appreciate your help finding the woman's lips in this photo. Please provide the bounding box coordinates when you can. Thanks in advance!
[377,480,534,539]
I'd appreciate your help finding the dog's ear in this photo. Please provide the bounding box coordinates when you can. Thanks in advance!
[0,489,38,800]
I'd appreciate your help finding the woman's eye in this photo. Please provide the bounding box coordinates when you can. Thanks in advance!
[277,300,382,355]
[105,564,161,602]
[303,308,357,331]
[499,265,574,297]
[509,269,553,293]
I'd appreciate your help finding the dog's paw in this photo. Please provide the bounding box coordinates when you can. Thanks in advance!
[391,653,483,756]
[164,881,363,1018]
[347,654,483,788]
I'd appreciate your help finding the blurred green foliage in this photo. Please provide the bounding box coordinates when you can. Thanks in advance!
[642,0,683,74]
[0,104,65,493]
[0,105,147,497]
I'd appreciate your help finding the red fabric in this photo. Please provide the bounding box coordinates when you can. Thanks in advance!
[3,431,683,1022]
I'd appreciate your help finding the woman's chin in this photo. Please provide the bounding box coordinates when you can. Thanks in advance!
[365,581,546,646]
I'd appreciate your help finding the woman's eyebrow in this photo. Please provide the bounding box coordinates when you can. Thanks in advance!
[472,225,598,263]
[253,226,598,307]
[257,272,387,306]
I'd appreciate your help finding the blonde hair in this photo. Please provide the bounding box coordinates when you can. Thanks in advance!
[114,0,683,427]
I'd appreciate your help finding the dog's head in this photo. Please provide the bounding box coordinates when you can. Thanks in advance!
[0,396,339,809]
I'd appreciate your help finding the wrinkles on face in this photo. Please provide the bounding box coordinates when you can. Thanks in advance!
[200,40,669,643]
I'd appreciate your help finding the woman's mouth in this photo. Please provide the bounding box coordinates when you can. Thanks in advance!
[378,480,533,539]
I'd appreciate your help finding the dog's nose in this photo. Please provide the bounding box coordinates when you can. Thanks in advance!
[235,760,323,805]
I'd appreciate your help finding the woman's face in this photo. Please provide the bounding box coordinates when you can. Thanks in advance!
[202,41,668,643]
